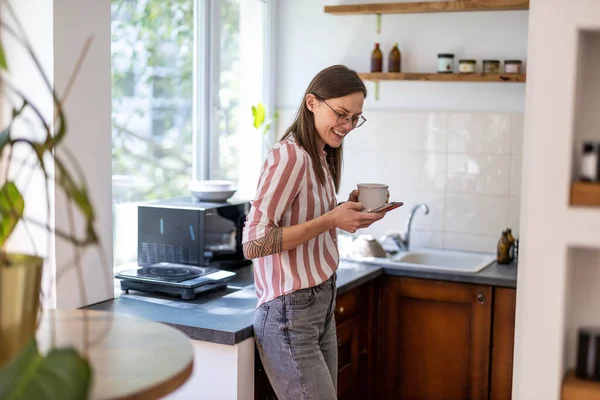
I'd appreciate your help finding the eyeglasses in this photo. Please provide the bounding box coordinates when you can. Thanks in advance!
[314,95,367,129]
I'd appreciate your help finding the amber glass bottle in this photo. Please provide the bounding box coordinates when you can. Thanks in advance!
[497,231,512,264]
[388,43,401,72]
[371,43,383,73]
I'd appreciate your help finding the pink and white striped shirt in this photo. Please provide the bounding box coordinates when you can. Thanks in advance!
[242,137,339,307]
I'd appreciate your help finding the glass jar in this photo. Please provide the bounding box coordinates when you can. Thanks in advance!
[504,60,522,73]
[483,60,500,74]
[437,53,454,73]
[458,59,476,74]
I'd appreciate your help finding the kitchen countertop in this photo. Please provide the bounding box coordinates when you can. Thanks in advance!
[85,259,517,345]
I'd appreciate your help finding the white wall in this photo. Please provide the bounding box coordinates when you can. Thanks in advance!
[1,0,113,309]
[276,0,528,253]
[512,1,600,399]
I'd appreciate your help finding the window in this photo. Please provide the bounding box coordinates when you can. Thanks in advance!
[111,0,272,266]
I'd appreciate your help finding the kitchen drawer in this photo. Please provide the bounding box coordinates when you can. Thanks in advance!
[335,288,358,326]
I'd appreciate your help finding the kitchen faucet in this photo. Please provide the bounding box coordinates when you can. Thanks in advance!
[380,203,429,251]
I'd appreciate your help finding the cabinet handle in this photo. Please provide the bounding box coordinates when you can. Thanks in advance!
[338,306,344,314]
[477,293,485,304]
[338,338,342,348]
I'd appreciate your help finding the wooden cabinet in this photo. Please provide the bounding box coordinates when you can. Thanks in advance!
[376,276,516,400]
[490,287,517,400]
[255,276,517,400]
[335,281,377,400]
[377,277,493,400]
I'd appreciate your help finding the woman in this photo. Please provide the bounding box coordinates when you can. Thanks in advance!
[242,65,387,400]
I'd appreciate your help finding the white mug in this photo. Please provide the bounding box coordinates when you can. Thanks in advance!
[357,183,388,211]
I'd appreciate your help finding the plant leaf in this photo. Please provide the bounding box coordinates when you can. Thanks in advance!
[0,339,91,400]
[252,103,266,129]
[0,126,10,156]
[54,156,95,223]
[0,39,7,70]
[0,182,24,247]
[261,109,278,136]
[263,120,272,136]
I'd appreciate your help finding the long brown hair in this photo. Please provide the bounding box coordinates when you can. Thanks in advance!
[281,65,367,193]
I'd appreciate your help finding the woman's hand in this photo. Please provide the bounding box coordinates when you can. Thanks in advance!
[329,202,385,233]
[347,189,359,203]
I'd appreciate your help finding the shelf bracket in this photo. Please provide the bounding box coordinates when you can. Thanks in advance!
[374,81,379,101]
[376,13,381,34]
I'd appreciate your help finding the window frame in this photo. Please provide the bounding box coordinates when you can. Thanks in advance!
[193,0,277,182]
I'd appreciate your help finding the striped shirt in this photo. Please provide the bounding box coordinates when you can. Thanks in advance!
[242,137,339,307]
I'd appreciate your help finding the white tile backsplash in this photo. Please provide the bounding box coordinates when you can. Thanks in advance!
[276,109,523,253]
[443,232,499,253]
[508,196,521,237]
[447,113,513,154]
[510,155,523,196]
[512,114,524,155]
[445,194,510,235]
[412,229,445,249]
[447,154,512,195]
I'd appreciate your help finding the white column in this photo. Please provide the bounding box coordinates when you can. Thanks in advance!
[1,0,113,309]
[164,338,255,400]
[52,0,113,308]
[513,1,600,399]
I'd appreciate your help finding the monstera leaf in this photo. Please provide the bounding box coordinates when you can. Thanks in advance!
[0,339,91,400]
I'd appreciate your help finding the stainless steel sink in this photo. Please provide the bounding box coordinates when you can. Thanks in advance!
[342,248,496,274]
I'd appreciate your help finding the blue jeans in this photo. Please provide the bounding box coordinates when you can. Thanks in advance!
[254,274,338,400]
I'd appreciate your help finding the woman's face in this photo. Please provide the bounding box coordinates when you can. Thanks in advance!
[306,92,365,149]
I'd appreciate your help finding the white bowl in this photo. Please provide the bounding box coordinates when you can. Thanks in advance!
[190,189,237,202]
[188,180,234,192]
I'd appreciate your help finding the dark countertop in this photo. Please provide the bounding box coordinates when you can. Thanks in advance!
[85,259,517,346]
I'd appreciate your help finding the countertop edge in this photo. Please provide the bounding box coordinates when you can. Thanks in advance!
[336,268,384,295]
[89,260,517,346]
[381,266,517,289]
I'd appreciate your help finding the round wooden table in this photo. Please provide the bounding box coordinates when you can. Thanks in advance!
[36,309,193,400]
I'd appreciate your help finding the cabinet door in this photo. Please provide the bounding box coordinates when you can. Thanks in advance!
[337,317,360,400]
[378,277,492,400]
[490,287,517,400]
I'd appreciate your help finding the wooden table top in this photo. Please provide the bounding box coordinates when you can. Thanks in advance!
[36,309,193,400]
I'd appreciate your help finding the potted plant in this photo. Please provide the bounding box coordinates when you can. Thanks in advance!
[0,2,100,398]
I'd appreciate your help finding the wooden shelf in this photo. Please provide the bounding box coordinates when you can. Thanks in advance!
[562,370,600,400]
[570,181,600,206]
[324,1,529,15]
[358,72,526,82]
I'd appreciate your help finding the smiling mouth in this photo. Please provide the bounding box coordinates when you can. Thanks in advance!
[333,129,346,138]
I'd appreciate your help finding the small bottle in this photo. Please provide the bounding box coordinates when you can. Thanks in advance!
[497,231,512,264]
[371,43,383,73]
[388,43,401,72]
[580,142,598,181]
